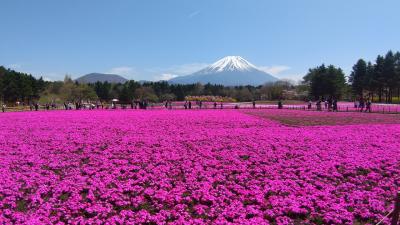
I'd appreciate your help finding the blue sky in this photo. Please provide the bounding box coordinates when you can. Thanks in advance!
[1,0,399,82]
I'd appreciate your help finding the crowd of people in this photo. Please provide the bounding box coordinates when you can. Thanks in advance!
[0,97,376,113]
[314,97,339,112]
[353,98,372,113]
[304,97,372,113]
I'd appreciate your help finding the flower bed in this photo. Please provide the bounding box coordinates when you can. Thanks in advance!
[0,110,399,224]
[244,109,400,126]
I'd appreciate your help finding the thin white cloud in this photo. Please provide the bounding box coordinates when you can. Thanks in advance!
[274,73,305,83]
[4,64,63,81]
[258,65,291,75]
[7,63,22,70]
[42,77,53,82]
[154,73,179,81]
[107,66,136,78]
[149,63,208,81]
[38,72,66,81]
[166,63,208,75]
[188,10,200,18]
[258,65,304,82]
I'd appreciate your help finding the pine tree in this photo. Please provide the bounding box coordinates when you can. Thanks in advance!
[349,59,367,97]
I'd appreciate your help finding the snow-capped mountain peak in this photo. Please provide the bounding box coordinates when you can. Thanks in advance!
[168,56,279,86]
[203,56,258,73]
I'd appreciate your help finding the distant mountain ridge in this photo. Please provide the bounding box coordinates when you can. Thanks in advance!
[76,73,128,83]
[169,56,279,86]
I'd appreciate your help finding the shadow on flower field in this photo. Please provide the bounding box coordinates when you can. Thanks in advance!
[0,110,399,224]
[243,109,400,126]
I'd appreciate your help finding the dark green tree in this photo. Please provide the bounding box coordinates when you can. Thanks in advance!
[349,59,367,97]
[303,64,346,99]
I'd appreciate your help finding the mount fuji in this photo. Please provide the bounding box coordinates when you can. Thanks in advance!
[169,56,279,86]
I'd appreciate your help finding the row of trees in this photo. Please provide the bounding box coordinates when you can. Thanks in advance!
[0,66,46,103]
[0,68,299,104]
[40,77,97,104]
[1,50,399,105]
[88,80,299,103]
[301,50,400,102]
[349,50,400,103]
[0,65,327,104]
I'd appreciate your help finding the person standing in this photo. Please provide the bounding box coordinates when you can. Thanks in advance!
[1,104,6,113]
[252,100,256,109]
[308,100,312,110]
[278,100,283,109]
[214,102,217,109]
[327,97,333,111]
[316,100,322,111]
[188,101,192,109]
[333,99,338,112]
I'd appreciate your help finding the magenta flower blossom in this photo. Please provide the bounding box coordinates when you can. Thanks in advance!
[0,109,399,224]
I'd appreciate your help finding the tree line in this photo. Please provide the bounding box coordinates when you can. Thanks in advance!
[0,66,46,103]
[349,50,400,103]
[0,66,299,104]
[301,50,400,102]
[1,50,399,105]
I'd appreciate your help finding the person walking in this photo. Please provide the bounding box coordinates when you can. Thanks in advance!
[252,100,256,109]
[1,104,6,113]
[214,102,217,109]
[365,99,372,113]
[359,98,365,112]
[308,100,312,110]
[220,102,223,109]
[188,101,192,109]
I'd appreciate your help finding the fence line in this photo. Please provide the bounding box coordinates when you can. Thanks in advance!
[3,103,400,115]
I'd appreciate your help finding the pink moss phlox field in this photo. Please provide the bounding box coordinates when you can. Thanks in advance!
[0,110,399,224]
